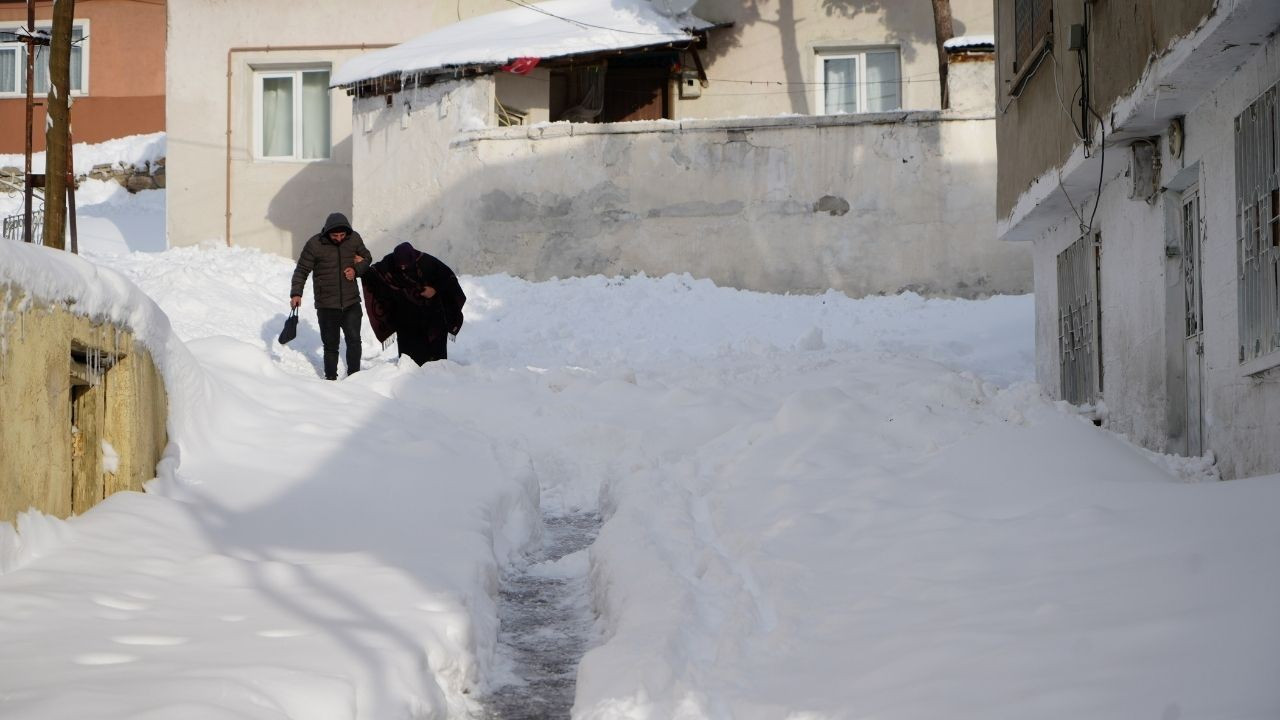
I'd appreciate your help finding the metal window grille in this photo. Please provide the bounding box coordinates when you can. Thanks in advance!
[1235,82,1280,363]
[1058,233,1099,404]
[1183,194,1204,339]
[1014,0,1052,71]
[2,209,43,244]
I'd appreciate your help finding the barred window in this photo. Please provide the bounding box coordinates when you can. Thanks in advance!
[1014,0,1052,72]
[1234,82,1280,365]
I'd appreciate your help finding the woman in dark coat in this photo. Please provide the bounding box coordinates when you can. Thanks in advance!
[362,242,466,364]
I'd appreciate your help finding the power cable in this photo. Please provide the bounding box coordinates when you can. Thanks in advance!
[497,0,695,37]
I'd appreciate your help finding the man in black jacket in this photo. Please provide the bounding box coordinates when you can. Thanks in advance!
[362,242,466,365]
[289,212,372,380]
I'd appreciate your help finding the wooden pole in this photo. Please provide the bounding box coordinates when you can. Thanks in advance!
[21,0,35,243]
[68,120,78,254]
[930,0,955,110]
[42,0,73,250]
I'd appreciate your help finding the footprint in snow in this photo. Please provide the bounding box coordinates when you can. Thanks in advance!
[111,635,189,647]
[91,595,149,612]
[257,628,309,639]
[74,653,139,666]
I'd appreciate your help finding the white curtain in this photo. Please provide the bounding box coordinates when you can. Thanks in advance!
[865,50,901,112]
[0,48,15,93]
[34,46,48,94]
[70,27,83,92]
[301,71,330,160]
[824,57,857,114]
[261,76,294,158]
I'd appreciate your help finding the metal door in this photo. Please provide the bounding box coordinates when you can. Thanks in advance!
[1181,188,1205,456]
[1058,233,1100,405]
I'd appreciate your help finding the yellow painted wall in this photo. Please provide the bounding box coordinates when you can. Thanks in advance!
[0,288,167,523]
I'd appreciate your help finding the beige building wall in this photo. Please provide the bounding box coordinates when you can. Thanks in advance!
[164,0,444,255]
[682,0,992,118]
[1,289,167,523]
[994,0,1214,222]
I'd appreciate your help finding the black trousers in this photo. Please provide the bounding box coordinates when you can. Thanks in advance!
[316,304,363,380]
[398,332,447,365]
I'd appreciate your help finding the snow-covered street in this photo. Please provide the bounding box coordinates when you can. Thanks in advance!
[1,172,1278,719]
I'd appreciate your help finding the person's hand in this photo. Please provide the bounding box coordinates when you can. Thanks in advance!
[290,295,301,309]
[420,285,437,299]
[354,254,364,264]
[344,267,356,281]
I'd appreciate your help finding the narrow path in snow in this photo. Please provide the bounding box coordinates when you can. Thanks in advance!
[481,511,602,720]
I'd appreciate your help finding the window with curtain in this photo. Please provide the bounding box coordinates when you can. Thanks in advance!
[817,48,901,115]
[255,68,331,161]
[0,47,16,94]
[0,23,88,96]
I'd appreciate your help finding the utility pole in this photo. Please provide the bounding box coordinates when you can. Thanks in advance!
[21,0,43,244]
[42,0,74,251]
[930,0,955,110]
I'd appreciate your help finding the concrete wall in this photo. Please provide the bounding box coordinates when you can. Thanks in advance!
[351,77,1028,298]
[0,288,167,523]
[0,0,166,153]
[164,0,433,255]
[1030,33,1280,480]
[994,0,1214,221]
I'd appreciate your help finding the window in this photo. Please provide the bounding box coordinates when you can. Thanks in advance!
[495,100,526,127]
[1014,0,1052,72]
[816,48,900,115]
[1235,82,1280,366]
[0,23,88,97]
[253,68,331,161]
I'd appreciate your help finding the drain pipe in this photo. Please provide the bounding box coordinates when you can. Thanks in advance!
[224,43,395,247]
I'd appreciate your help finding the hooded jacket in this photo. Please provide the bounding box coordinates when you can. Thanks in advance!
[290,213,372,310]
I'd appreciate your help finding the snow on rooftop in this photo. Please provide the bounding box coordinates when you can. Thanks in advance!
[333,0,714,87]
[944,34,995,51]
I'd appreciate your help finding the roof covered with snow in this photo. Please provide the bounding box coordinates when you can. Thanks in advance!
[944,34,995,52]
[333,0,714,87]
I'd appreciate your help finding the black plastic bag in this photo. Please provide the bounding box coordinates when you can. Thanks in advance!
[277,308,299,345]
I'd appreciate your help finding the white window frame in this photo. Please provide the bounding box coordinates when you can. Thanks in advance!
[814,46,901,115]
[0,20,90,98]
[252,66,332,162]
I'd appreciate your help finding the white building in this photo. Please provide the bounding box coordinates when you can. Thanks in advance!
[995,0,1280,479]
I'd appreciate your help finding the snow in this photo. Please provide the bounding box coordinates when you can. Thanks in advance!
[0,131,165,176]
[333,0,713,87]
[0,137,1278,719]
[944,34,996,51]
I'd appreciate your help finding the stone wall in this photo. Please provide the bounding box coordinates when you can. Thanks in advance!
[0,287,168,522]
[0,158,165,197]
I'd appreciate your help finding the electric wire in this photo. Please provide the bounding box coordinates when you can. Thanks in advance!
[497,0,696,37]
